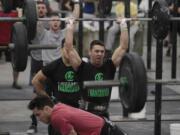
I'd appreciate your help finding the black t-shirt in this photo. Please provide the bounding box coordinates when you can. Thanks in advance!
[42,58,81,107]
[78,59,116,104]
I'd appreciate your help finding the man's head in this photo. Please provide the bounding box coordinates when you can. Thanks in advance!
[89,40,105,67]
[37,1,47,18]
[28,95,54,124]
[49,12,61,32]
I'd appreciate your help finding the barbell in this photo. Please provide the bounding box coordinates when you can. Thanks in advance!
[0,0,180,41]
[3,21,180,113]
[7,22,60,71]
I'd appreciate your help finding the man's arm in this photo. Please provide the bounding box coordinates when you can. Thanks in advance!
[72,1,80,18]
[112,18,128,67]
[31,70,48,96]
[68,129,77,135]
[65,18,82,70]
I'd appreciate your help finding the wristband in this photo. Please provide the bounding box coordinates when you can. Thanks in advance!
[72,0,79,4]
[120,19,128,32]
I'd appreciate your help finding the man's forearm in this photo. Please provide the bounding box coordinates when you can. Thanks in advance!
[73,3,80,18]
[32,80,47,96]
[65,22,75,50]
[119,21,128,51]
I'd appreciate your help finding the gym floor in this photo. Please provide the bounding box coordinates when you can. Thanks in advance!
[0,34,180,135]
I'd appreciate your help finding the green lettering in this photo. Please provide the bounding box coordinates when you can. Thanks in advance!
[58,82,79,93]
[88,88,110,97]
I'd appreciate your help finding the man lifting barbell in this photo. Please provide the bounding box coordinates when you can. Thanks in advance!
[63,17,128,118]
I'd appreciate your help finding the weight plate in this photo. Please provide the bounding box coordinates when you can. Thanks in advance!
[24,0,37,41]
[119,52,147,112]
[151,0,170,40]
[11,22,28,71]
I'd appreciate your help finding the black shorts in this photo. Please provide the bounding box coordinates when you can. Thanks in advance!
[101,121,127,135]
[48,124,61,135]
[30,57,43,77]
[5,49,11,62]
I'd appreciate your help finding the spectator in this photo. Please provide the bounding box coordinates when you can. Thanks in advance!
[0,0,22,89]
[29,1,49,86]
[163,0,180,57]
[27,1,50,134]
[105,0,139,57]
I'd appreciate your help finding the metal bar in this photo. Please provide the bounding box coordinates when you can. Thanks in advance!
[171,14,178,79]
[0,16,179,22]
[78,0,83,57]
[83,80,120,88]
[83,79,180,89]
[111,95,180,102]
[39,17,180,21]
[38,17,153,22]
[0,17,24,22]
[147,3,152,70]
[8,43,59,50]
[154,39,163,135]
[170,17,180,21]
[148,79,180,85]
[28,44,59,50]
[110,114,180,122]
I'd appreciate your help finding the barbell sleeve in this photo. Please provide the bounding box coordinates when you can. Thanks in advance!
[83,79,180,89]
[148,79,180,85]
[8,43,59,50]
[0,17,25,22]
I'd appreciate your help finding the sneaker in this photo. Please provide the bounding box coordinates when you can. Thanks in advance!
[12,82,22,89]
[166,48,171,57]
[151,90,155,95]
[26,125,37,134]
[163,40,168,47]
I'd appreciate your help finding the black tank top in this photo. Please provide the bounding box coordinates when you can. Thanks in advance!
[42,58,81,107]
[78,59,116,104]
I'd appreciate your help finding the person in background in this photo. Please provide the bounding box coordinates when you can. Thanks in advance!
[105,0,138,57]
[27,1,50,134]
[0,0,22,89]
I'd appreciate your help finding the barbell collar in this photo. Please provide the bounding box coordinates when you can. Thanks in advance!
[8,43,59,50]
[83,80,121,89]
[0,17,25,22]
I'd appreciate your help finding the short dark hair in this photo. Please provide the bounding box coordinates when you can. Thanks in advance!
[90,40,105,50]
[28,95,54,110]
[61,38,76,48]
[36,1,46,5]
[49,12,60,17]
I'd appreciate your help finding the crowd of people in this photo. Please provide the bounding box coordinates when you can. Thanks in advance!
[0,0,179,135]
